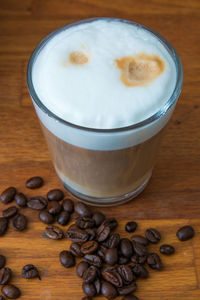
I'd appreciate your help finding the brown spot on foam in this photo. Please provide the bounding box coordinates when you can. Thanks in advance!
[69,51,89,65]
[115,53,166,87]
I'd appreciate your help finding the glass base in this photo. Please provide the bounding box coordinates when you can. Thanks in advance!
[62,171,152,207]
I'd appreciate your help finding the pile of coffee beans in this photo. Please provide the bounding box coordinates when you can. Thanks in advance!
[0,176,196,299]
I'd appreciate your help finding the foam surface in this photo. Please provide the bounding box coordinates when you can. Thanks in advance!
[32,19,176,129]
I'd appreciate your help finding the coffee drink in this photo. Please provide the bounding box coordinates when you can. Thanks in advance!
[28,18,182,205]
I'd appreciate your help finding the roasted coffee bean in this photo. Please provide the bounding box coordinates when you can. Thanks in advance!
[118,282,137,296]
[0,217,8,236]
[39,210,54,224]
[118,256,129,265]
[160,244,175,255]
[86,228,96,241]
[0,295,5,300]
[75,202,92,218]
[1,284,21,299]
[48,201,62,215]
[66,225,89,243]
[107,233,120,249]
[57,211,70,226]
[62,198,74,213]
[82,282,96,297]
[84,254,102,268]
[147,253,162,270]
[92,212,105,227]
[0,267,12,285]
[101,281,118,299]
[27,196,47,210]
[0,255,6,269]
[102,268,123,288]
[12,214,27,231]
[96,224,110,242]
[3,206,18,219]
[22,264,40,279]
[81,241,98,255]
[145,228,161,244]
[76,261,89,278]
[59,250,75,268]
[125,222,137,233]
[131,264,149,278]
[94,278,101,295]
[102,218,118,231]
[105,248,118,266]
[83,265,98,283]
[82,297,92,300]
[70,243,83,257]
[26,176,43,189]
[176,225,195,241]
[15,192,27,207]
[47,189,64,201]
[131,254,147,264]
[97,245,107,261]
[131,235,148,246]
[132,241,147,257]
[45,225,64,240]
[120,238,133,258]
[117,265,135,284]
[76,217,95,229]
[0,187,16,204]
[122,295,139,300]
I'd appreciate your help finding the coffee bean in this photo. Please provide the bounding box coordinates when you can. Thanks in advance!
[107,233,120,249]
[22,264,40,279]
[102,268,123,287]
[45,225,64,239]
[81,241,98,255]
[0,217,8,236]
[15,192,27,207]
[39,210,54,224]
[131,254,147,264]
[102,218,118,231]
[92,212,105,227]
[12,214,27,231]
[76,217,95,229]
[0,267,12,285]
[118,282,137,296]
[27,196,47,210]
[120,238,133,258]
[84,254,102,268]
[145,228,161,244]
[47,189,64,201]
[62,198,74,213]
[1,284,21,299]
[82,282,96,297]
[105,248,118,266]
[57,211,70,226]
[118,256,129,265]
[0,187,16,204]
[48,201,62,215]
[160,244,175,255]
[96,224,110,242]
[147,253,162,270]
[0,295,5,300]
[117,265,135,284]
[26,176,43,189]
[97,245,107,261]
[101,281,118,299]
[131,264,149,278]
[70,243,83,257]
[66,225,89,243]
[122,296,139,300]
[131,235,148,246]
[94,278,101,295]
[2,206,18,218]
[176,225,195,241]
[82,297,93,300]
[86,228,96,241]
[0,255,6,269]
[75,202,92,217]
[83,265,98,283]
[132,241,147,257]
[76,261,89,278]
[125,222,137,233]
[59,250,75,268]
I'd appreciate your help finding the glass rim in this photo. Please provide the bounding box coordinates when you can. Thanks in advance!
[27,17,183,133]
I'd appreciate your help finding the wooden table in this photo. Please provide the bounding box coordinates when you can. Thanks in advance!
[0,0,200,299]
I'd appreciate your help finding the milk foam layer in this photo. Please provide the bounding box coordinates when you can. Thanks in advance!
[32,19,176,129]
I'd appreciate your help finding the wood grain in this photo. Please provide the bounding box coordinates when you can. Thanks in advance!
[0,0,200,299]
